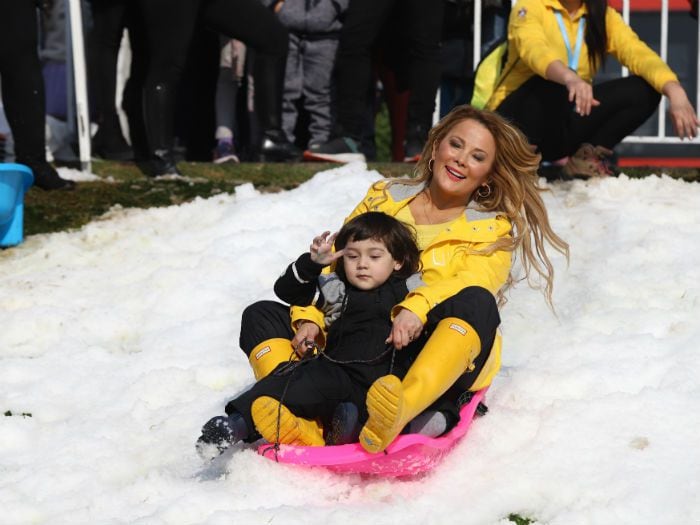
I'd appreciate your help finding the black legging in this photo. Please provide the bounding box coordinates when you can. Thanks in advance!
[237,286,500,428]
[138,0,288,155]
[495,75,661,160]
[0,1,47,166]
[333,0,444,139]
[88,0,148,156]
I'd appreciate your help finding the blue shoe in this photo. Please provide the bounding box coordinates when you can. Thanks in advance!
[213,140,239,164]
[303,137,365,163]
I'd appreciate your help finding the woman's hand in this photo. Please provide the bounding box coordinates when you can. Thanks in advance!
[291,321,321,357]
[664,81,699,139]
[546,60,600,116]
[310,231,344,266]
[565,75,600,116]
[386,308,424,350]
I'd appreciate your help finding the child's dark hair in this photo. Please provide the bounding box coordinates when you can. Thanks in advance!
[334,212,421,279]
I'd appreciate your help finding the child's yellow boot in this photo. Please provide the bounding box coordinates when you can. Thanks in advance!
[251,396,325,447]
[359,317,481,453]
[248,338,297,380]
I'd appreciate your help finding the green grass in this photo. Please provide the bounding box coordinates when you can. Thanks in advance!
[23,160,417,236]
[21,159,698,237]
[508,513,535,525]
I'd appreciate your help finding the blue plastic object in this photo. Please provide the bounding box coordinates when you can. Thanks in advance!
[0,163,34,247]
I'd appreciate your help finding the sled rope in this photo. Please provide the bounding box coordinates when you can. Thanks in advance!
[265,293,399,458]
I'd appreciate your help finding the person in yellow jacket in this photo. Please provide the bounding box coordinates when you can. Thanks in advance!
[236,105,569,453]
[487,0,698,178]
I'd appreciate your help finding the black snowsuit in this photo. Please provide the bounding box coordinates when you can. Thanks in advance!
[225,253,423,434]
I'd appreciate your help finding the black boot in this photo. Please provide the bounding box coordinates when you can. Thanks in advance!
[326,402,361,445]
[23,160,75,191]
[92,116,134,161]
[260,129,301,162]
[196,412,249,461]
[253,51,300,162]
[143,82,181,177]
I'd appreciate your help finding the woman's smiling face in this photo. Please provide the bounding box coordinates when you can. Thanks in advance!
[430,118,496,203]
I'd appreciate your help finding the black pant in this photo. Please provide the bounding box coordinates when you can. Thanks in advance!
[236,286,500,429]
[138,0,288,154]
[333,0,443,139]
[0,1,47,166]
[88,0,148,156]
[495,75,661,160]
[226,357,383,435]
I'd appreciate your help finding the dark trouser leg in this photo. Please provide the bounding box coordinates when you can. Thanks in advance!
[496,75,661,160]
[238,300,294,356]
[574,76,661,149]
[495,76,572,160]
[334,0,395,138]
[302,38,338,146]
[139,0,200,175]
[202,0,297,160]
[1,2,46,167]
[0,1,73,190]
[122,2,149,160]
[226,358,358,435]
[403,0,444,143]
[88,0,133,159]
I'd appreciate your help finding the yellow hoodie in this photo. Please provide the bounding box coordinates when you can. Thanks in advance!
[487,0,678,110]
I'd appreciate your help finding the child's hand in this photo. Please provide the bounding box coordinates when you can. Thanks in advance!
[310,231,344,266]
[292,321,321,357]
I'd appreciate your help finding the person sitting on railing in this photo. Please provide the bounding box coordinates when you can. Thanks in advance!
[487,0,699,178]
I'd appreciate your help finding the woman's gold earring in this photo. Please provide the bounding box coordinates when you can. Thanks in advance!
[477,183,492,198]
[428,159,434,174]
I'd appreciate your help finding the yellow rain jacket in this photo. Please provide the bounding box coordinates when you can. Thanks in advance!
[487,0,678,110]
[291,180,513,389]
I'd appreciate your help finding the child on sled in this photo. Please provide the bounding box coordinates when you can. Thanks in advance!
[197,212,427,459]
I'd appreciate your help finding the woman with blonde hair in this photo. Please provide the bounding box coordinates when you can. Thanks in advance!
[229,105,569,453]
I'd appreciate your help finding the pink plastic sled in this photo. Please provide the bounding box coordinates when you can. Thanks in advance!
[257,388,487,477]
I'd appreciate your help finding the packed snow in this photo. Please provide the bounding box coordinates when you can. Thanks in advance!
[1,162,699,524]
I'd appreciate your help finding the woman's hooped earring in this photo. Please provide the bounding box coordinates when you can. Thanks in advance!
[477,183,492,198]
[428,159,434,174]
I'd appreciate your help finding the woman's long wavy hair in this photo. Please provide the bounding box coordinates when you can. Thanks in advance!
[380,105,569,308]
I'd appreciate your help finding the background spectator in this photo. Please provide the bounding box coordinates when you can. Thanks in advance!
[0,0,74,190]
[488,0,698,178]
[303,0,444,163]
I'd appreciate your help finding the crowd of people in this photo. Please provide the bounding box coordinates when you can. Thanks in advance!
[1,0,696,191]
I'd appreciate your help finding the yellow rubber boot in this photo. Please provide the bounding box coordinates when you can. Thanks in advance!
[248,338,297,380]
[360,317,482,453]
[251,396,325,447]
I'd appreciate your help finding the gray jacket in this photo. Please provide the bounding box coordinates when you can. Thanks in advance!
[262,0,349,36]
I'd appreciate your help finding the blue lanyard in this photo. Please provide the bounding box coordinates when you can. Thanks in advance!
[554,11,586,71]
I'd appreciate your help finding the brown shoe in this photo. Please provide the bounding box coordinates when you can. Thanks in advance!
[562,143,615,178]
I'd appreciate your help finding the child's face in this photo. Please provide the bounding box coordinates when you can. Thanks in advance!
[341,237,402,291]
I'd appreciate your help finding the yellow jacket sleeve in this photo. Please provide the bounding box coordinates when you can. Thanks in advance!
[395,244,512,324]
[605,8,677,93]
[509,0,560,79]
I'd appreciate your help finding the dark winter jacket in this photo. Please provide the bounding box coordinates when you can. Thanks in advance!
[274,252,423,387]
